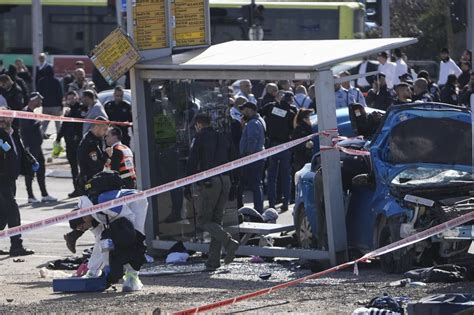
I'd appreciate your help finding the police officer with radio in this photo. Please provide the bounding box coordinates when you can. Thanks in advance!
[0,106,37,256]
[64,116,109,253]
[260,91,296,211]
[185,113,240,270]
[104,127,136,189]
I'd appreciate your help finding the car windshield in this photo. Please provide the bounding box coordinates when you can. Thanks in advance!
[387,117,471,165]
[391,167,474,187]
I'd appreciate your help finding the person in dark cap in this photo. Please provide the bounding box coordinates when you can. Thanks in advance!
[20,92,57,203]
[398,73,414,85]
[438,48,461,87]
[365,73,394,110]
[417,70,440,102]
[64,116,109,253]
[260,91,296,212]
[239,101,266,213]
[393,82,413,105]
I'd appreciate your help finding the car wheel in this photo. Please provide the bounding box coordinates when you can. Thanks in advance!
[296,206,317,249]
[379,222,414,274]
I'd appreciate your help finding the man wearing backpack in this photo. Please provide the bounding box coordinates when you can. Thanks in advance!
[68,172,147,292]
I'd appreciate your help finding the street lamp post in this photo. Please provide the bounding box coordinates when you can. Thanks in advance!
[31,0,43,90]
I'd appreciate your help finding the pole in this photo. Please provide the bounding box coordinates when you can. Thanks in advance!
[31,0,43,91]
[469,0,474,57]
[314,70,348,266]
[381,0,390,38]
[115,0,123,27]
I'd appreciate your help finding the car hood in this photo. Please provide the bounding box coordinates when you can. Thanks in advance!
[369,103,472,183]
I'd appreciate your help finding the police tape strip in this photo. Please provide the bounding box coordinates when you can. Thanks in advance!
[173,204,474,314]
[0,129,337,239]
[0,109,132,127]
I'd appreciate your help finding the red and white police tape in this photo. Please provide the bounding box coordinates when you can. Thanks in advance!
[173,203,474,314]
[0,128,337,239]
[0,109,132,127]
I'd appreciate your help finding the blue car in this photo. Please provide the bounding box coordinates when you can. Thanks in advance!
[294,103,473,273]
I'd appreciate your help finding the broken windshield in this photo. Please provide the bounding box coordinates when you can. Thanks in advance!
[391,167,474,188]
[386,117,471,165]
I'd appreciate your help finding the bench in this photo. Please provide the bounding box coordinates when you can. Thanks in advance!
[226,222,295,245]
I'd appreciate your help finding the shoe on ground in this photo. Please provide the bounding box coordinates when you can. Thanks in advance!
[0,249,9,255]
[68,190,82,198]
[224,238,240,265]
[122,271,143,292]
[28,197,40,204]
[41,195,58,203]
[64,232,78,254]
[9,247,35,257]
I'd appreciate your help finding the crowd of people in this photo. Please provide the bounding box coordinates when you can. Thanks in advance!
[0,47,472,288]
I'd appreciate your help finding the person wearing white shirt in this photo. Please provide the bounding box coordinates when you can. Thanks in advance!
[377,52,396,89]
[393,49,408,86]
[438,47,462,87]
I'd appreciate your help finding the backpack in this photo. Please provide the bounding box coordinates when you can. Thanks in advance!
[84,170,123,198]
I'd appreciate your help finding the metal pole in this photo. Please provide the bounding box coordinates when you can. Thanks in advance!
[314,70,347,266]
[469,0,474,57]
[381,0,390,38]
[115,0,123,27]
[31,0,43,90]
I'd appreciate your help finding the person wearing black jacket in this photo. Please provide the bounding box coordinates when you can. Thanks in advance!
[20,92,57,204]
[291,109,314,173]
[365,73,394,110]
[349,57,379,92]
[38,65,64,136]
[185,113,240,270]
[7,65,29,106]
[55,91,88,197]
[0,107,36,256]
[64,116,109,254]
[260,91,297,212]
[0,74,24,111]
[440,74,459,105]
[103,86,132,146]
[258,82,278,110]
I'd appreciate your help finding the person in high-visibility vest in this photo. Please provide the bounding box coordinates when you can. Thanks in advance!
[105,127,136,189]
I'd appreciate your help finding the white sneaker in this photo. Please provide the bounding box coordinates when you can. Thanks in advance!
[122,271,143,292]
[28,197,40,204]
[41,195,58,203]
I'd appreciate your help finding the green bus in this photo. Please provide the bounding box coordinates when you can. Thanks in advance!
[0,0,365,68]
[210,1,365,43]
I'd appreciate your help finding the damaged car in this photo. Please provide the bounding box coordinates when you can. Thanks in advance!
[294,102,473,273]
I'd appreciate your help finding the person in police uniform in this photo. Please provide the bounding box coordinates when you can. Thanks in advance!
[260,91,296,212]
[64,116,109,253]
[0,106,36,256]
[104,86,132,147]
[104,127,136,189]
[185,113,239,270]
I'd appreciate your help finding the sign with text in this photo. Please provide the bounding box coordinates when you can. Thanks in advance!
[88,28,142,84]
[172,0,209,49]
[133,0,168,50]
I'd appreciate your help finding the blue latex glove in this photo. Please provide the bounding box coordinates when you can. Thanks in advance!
[32,162,40,172]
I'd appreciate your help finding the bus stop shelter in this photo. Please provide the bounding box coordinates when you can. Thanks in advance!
[130,38,417,266]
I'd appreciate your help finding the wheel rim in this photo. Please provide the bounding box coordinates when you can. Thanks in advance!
[299,214,313,249]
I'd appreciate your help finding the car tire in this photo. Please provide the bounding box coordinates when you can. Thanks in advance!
[296,206,317,249]
[379,223,414,274]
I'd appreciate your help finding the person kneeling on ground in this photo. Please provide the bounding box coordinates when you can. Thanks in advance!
[68,189,148,292]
